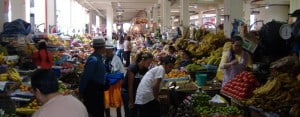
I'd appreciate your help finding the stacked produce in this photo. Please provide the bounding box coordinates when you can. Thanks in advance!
[16,99,40,114]
[221,71,260,100]
[185,63,205,73]
[19,84,30,92]
[196,47,223,65]
[23,44,38,55]
[245,73,300,114]
[48,34,63,46]
[192,92,244,116]
[194,32,228,57]
[0,60,22,82]
[165,70,188,78]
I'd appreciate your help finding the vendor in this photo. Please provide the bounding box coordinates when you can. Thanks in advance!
[220,36,252,87]
[32,41,53,69]
[167,45,176,58]
[179,50,193,68]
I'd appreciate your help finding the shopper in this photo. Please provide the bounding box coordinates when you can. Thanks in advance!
[79,38,107,117]
[122,52,154,117]
[220,36,253,87]
[135,55,176,117]
[104,45,126,117]
[32,41,53,69]
[167,45,176,58]
[116,33,125,63]
[31,69,88,117]
[124,35,132,67]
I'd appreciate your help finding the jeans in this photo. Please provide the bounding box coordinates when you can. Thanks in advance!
[121,88,139,117]
[124,51,131,67]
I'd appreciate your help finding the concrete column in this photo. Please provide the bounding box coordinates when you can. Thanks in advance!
[215,9,220,25]
[46,0,56,33]
[0,0,9,32]
[243,0,251,26]
[198,12,203,26]
[180,0,189,27]
[152,4,159,23]
[223,0,243,38]
[106,6,113,42]
[10,0,26,21]
[88,11,93,34]
[161,0,171,32]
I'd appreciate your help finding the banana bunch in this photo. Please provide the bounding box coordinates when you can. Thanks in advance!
[0,73,8,81]
[24,44,38,55]
[0,53,5,64]
[196,47,223,65]
[245,73,300,112]
[7,68,22,82]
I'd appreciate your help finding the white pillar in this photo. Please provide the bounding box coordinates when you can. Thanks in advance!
[10,0,26,21]
[198,12,203,26]
[0,0,9,32]
[152,4,159,24]
[216,9,220,25]
[161,0,171,32]
[89,11,93,34]
[106,6,113,42]
[46,0,56,33]
[224,0,243,38]
[180,0,189,27]
[243,0,251,26]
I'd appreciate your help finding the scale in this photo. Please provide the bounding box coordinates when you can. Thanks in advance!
[279,24,292,40]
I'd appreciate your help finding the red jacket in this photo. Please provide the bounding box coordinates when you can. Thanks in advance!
[32,49,53,69]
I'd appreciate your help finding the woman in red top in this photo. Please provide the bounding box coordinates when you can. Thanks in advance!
[32,41,53,69]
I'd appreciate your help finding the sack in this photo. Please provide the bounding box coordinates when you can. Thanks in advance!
[106,72,124,85]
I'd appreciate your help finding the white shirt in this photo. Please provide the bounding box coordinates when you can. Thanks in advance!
[117,42,124,50]
[135,65,165,105]
[124,40,131,51]
[111,55,126,74]
[32,95,88,117]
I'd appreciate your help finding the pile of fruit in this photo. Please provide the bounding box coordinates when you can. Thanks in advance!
[244,73,300,114]
[16,99,40,114]
[196,47,223,65]
[192,92,244,116]
[48,34,63,46]
[19,84,30,92]
[165,70,188,78]
[185,64,205,73]
[221,71,260,100]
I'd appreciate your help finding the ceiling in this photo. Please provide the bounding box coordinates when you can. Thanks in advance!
[76,0,291,23]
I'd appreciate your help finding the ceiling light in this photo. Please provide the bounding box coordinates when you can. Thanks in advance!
[117,2,121,7]
[265,5,269,9]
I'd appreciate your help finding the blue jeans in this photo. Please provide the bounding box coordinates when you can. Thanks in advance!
[116,49,124,62]
[121,88,139,117]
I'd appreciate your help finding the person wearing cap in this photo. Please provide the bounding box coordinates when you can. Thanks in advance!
[79,38,107,117]
[32,41,53,69]
[103,45,126,117]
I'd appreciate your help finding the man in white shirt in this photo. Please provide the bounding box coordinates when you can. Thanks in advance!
[31,69,88,117]
[135,55,176,117]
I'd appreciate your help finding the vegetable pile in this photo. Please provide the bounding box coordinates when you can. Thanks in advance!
[221,71,260,100]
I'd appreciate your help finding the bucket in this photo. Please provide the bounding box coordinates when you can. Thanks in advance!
[196,73,207,86]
